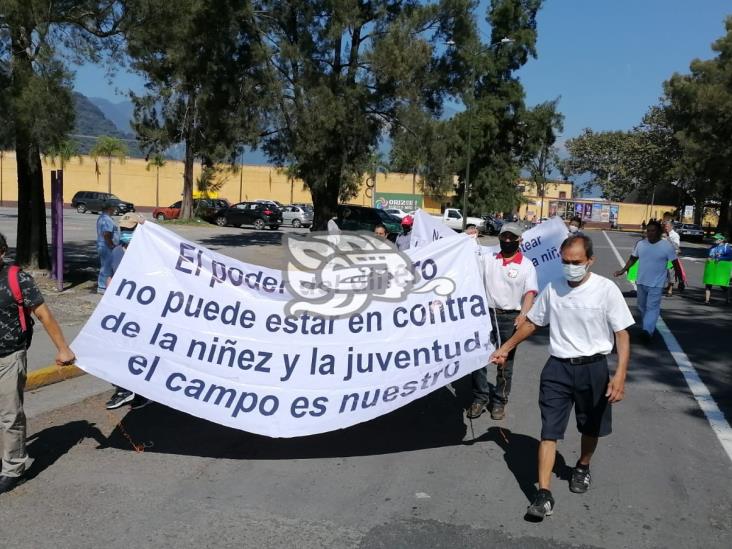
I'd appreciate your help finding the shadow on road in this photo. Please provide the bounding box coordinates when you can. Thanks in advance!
[105,386,468,460]
[25,420,108,481]
[197,230,285,249]
[472,427,571,502]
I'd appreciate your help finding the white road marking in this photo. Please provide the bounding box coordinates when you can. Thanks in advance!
[603,231,732,463]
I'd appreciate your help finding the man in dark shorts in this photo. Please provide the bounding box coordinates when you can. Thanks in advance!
[491,234,633,521]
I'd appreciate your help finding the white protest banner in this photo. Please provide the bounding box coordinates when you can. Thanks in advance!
[71,223,492,438]
[516,217,569,289]
[410,209,458,249]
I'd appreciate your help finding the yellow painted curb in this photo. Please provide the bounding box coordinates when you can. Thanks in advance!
[25,364,85,391]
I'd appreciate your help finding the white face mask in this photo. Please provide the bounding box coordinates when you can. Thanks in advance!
[568,225,579,234]
[563,263,589,282]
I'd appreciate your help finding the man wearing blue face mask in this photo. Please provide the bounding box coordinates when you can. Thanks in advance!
[490,234,634,522]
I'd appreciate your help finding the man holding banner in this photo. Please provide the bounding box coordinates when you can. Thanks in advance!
[468,222,537,420]
[491,234,633,521]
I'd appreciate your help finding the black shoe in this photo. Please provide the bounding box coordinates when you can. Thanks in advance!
[525,489,554,522]
[570,465,591,494]
[130,395,152,410]
[466,402,487,419]
[106,389,134,410]
[491,403,506,420]
[0,475,22,495]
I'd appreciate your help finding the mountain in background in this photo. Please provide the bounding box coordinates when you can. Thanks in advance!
[82,94,270,164]
[72,93,142,157]
[88,96,135,135]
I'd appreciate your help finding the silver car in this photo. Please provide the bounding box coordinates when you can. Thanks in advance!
[282,204,314,228]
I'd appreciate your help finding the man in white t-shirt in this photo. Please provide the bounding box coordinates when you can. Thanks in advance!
[490,234,633,521]
[468,222,538,421]
[614,220,682,341]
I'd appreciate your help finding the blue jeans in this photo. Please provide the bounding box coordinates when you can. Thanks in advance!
[97,244,113,291]
[636,284,663,335]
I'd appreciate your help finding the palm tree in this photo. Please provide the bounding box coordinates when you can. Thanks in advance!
[90,136,128,194]
[45,139,83,171]
[146,153,167,207]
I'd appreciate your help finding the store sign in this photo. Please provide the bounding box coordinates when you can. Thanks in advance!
[374,193,423,212]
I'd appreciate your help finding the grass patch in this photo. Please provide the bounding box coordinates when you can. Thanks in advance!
[156,217,215,227]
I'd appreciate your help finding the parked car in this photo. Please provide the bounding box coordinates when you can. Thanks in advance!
[214,201,282,230]
[335,204,403,235]
[255,199,285,209]
[431,208,486,232]
[153,199,230,222]
[481,215,503,235]
[71,191,135,215]
[383,208,408,219]
[675,223,705,242]
[282,204,314,228]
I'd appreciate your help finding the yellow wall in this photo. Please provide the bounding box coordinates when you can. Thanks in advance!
[520,179,574,200]
[0,151,443,213]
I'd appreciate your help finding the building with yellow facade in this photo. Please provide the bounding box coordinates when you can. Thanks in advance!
[517,179,677,228]
[0,151,446,214]
[0,151,683,228]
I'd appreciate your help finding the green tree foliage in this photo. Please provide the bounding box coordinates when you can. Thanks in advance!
[523,98,563,211]
[44,139,83,171]
[146,153,167,208]
[663,16,732,230]
[90,135,128,194]
[0,1,125,268]
[562,129,639,201]
[125,0,270,220]
[452,0,544,216]
[259,0,476,229]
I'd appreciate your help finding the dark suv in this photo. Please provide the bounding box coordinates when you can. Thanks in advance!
[71,191,135,215]
[213,201,282,230]
[335,204,402,235]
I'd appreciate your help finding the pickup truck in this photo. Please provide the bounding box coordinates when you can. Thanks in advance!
[431,208,486,232]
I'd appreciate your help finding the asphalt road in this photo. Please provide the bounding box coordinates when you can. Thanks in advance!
[0,213,731,548]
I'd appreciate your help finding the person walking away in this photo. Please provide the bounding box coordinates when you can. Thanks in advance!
[0,233,76,494]
[396,215,413,251]
[662,221,682,297]
[468,222,538,420]
[614,220,682,342]
[704,233,732,305]
[104,214,151,410]
[96,202,119,295]
[491,234,633,521]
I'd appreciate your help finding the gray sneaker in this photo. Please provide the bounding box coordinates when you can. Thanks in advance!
[106,389,134,410]
[569,465,591,494]
[525,489,554,521]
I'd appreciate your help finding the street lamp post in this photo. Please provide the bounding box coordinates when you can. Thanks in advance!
[450,37,513,230]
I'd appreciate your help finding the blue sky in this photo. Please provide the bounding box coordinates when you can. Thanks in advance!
[73,0,731,145]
